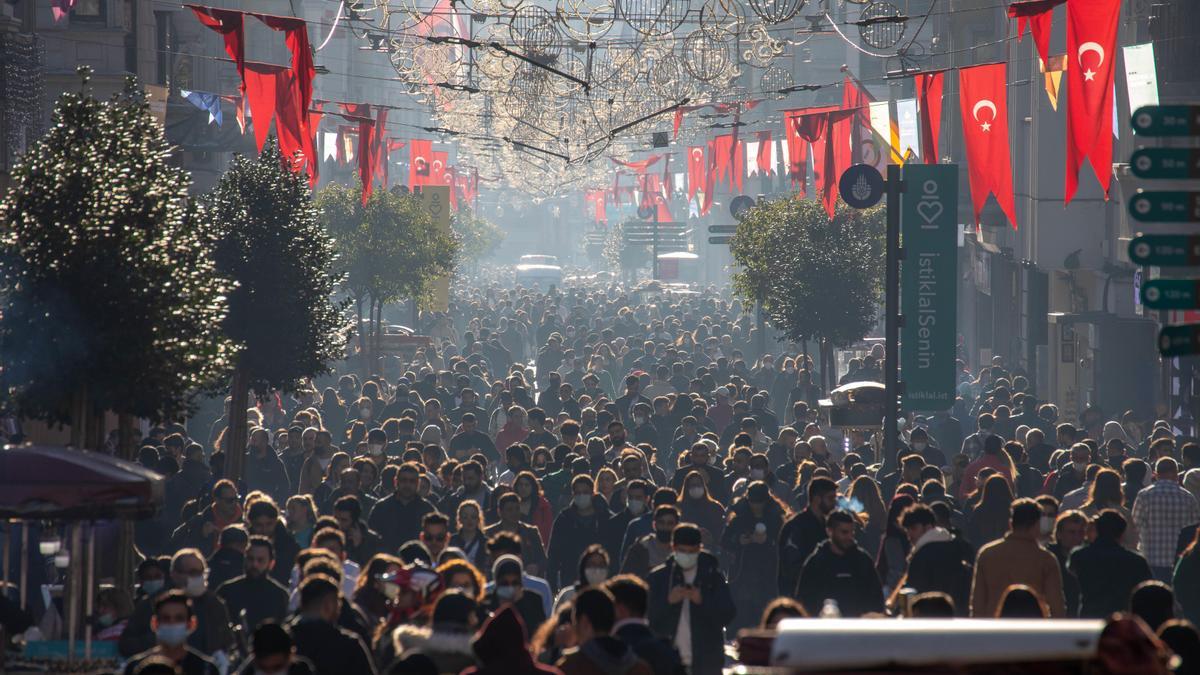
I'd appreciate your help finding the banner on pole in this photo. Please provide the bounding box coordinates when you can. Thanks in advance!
[418,185,452,312]
[901,163,959,411]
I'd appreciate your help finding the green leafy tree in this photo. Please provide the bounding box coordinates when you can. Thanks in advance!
[207,140,350,479]
[317,183,457,371]
[731,198,885,389]
[451,207,505,270]
[604,219,651,283]
[0,70,234,439]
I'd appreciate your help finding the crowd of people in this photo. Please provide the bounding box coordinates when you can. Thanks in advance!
[4,280,1200,674]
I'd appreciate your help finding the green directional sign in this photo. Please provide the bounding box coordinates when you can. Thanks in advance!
[708,236,733,245]
[1128,235,1200,266]
[1128,191,1200,222]
[900,163,959,411]
[1159,325,1200,357]
[708,225,738,234]
[1132,105,1200,137]
[1130,148,1200,180]
[1141,279,1200,309]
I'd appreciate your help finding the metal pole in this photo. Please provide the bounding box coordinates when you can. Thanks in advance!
[884,163,903,468]
[18,525,26,611]
[68,523,80,663]
[84,524,94,661]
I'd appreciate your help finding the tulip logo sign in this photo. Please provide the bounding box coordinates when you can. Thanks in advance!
[901,164,958,411]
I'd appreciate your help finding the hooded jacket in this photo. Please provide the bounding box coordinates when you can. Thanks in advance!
[903,527,974,615]
[557,636,653,675]
[461,606,562,675]
[646,551,735,675]
[391,623,477,675]
[796,540,885,618]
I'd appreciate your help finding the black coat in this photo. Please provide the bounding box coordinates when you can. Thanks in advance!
[614,621,685,675]
[270,522,301,588]
[206,547,244,591]
[1049,542,1082,618]
[367,494,437,554]
[546,498,607,589]
[647,552,735,675]
[777,509,826,596]
[218,574,290,632]
[245,448,291,504]
[904,537,974,616]
[287,616,377,675]
[796,541,885,617]
[1068,539,1153,618]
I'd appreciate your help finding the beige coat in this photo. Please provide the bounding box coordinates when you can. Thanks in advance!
[970,530,1066,618]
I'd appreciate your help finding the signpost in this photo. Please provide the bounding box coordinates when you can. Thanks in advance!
[1128,104,1200,356]
[899,164,959,411]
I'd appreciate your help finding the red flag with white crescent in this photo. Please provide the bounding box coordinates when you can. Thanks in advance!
[958,63,1017,228]
[687,146,705,200]
[1064,0,1119,204]
[409,139,431,187]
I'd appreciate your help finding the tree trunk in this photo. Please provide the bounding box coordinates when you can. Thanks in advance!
[225,368,250,481]
[372,297,384,376]
[356,295,368,376]
[69,384,88,449]
[113,413,137,596]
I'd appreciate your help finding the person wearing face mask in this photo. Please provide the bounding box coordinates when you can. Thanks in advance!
[553,545,612,612]
[602,480,649,572]
[668,442,728,504]
[236,622,315,675]
[120,549,234,663]
[907,427,947,468]
[486,555,548,634]
[647,524,735,675]
[94,588,134,641]
[123,591,220,675]
[721,481,787,630]
[218,537,290,632]
[1043,443,1094,501]
[547,475,608,590]
[620,503,681,580]
[676,471,726,544]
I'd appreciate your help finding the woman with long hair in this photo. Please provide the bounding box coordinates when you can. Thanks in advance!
[850,475,888,553]
[721,481,790,631]
[678,469,726,544]
[876,493,917,595]
[1082,468,1139,549]
[958,434,1018,499]
[353,553,405,627]
[968,474,1014,547]
[595,467,618,507]
[552,544,610,611]
[514,471,554,546]
[449,500,489,572]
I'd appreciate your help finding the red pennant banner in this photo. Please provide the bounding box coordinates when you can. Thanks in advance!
[1009,0,1065,64]
[915,71,945,164]
[756,131,773,176]
[687,146,705,201]
[958,62,1018,228]
[409,139,432,188]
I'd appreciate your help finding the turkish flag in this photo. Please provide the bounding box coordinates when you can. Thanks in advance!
[756,131,773,176]
[430,151,449,186]
[1009,0,1065,64]
[687,146,705,200]
[782,110,810,193]
[409,139,432,187]
[712,135,734,189]
[915,71,944,164]
[958,63,1017,228]
[1064,0,1119,205]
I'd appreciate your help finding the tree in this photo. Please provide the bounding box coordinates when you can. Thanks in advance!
[0,70,234,440]
[451,207,504,271]
[316,182,457,372]
[730,197,885,390]
[604,219,652,283]
[206,140,350,479]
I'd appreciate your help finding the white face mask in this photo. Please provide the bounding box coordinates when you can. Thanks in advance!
[627,498,646,515]
[688,486,705,500]
[1072,461,1088,473]
[912,441,927,452]
[574,494,592,510]
[750,468,766,480]
[184,574,206,598]
[369,443,384,456]
[1039,515,1054,535]
[584,567,608,586]
[360,408,372,419]
[382,581,401,600]
[674,551,699,570]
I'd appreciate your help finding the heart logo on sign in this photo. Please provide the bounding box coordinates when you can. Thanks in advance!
[916,200,943,224]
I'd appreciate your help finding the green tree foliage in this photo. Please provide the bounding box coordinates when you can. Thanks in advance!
[206,140,350,476]
[604,219,651,281]
[451,207,505,268]
[0,71,234,426]
[731,198,885,347]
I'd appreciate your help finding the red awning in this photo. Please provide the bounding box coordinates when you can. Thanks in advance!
[0,446,164,520]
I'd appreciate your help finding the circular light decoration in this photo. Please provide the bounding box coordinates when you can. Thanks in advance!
[682,29,732,82]
[475,23,518,80]
[699,0,745,36]
[510,5,560,54]
[759,63,793,97]
[618,0,691,37]
[746,0,804,24]
[648,51,699,101]
[858,1,905,50]
[556,0,615,41]
[741,22,783,68]
[587,42,640,93]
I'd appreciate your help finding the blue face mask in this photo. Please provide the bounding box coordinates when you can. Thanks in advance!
[495,585,518,601]
[156,622,190,647]
[141,579,165,596]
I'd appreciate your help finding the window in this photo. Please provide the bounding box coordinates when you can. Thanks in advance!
[71,0,105,22]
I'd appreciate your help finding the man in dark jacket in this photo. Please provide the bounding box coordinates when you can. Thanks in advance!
[169,480,243,557]
[607,574,684,675]
[900,504,973,615]
[647,524,735,675]
[217,536,290,633]
[206,525,247,591]
[484,555,547,646]
[287,575,376,675]
[244,434,291,505]
[777,477,837,595]
[796,510,885,617]
[1048,510,1087,617]
[165,444,212,526]
[547,475,608,589]
[557,588,653,675]
[245,499,300,588]
[367,462,436,554]
[1069,510,1153,618]
[333,496,383,566]
[119,549,234,660]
